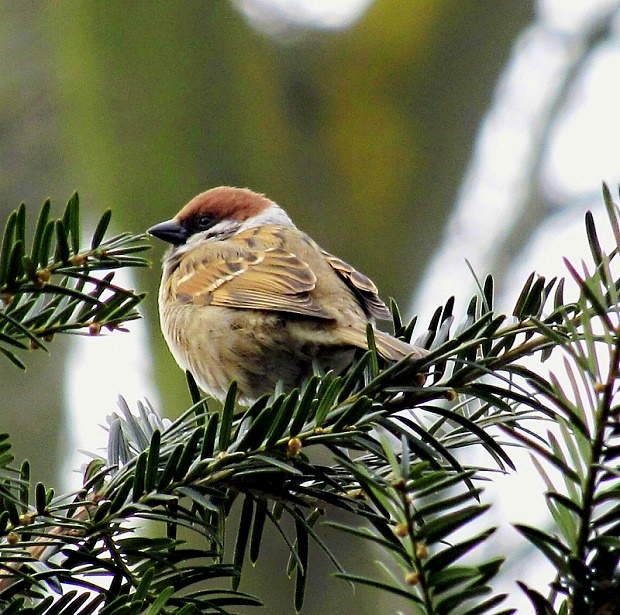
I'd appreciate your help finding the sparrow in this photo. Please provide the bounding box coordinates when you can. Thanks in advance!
[148,187,426,404]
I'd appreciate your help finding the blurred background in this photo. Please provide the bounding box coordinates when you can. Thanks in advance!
[1,1,619,612]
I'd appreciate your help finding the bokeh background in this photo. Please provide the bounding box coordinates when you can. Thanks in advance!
[1,1,619,613]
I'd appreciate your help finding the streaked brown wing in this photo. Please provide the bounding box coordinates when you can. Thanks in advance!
[322,251,391,319]
[175,243,334,319]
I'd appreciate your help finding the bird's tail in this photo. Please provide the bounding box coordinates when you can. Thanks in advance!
[373,329,428,361]
[338,325,427,362]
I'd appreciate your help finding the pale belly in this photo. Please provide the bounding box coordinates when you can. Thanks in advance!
[160,304,354,404]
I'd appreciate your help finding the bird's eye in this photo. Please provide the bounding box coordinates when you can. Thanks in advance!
[197,215,213,230]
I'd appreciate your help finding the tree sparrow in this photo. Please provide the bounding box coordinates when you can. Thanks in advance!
[149,187,426,404]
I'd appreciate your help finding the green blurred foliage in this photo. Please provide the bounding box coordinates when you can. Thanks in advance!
[0,1,532,612]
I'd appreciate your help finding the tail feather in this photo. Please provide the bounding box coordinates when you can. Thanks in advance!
[338,325,427,361]
[373,329,428,361]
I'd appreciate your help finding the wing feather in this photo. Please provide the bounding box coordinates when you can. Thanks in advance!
[174,235,334,319]
[322,252,391,319]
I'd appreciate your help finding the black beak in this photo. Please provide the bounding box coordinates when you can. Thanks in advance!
[148,219,188,246]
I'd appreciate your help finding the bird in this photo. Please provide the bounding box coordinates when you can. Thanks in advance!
[148,187,426,404]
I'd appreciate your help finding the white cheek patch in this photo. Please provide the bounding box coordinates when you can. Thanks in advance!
[238,204,294,231]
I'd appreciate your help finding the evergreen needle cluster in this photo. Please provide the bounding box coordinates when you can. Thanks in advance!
[0,188,618,614]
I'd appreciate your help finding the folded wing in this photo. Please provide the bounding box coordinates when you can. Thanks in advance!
[174,230,333,319]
